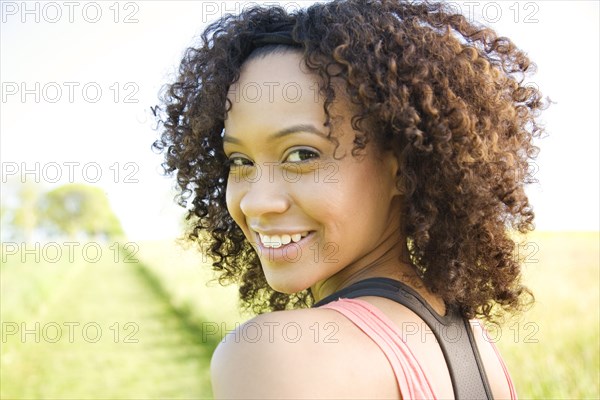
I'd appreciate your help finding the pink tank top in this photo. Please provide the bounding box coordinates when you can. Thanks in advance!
[317,297,517,400]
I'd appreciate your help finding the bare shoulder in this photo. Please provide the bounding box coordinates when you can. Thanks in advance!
[210,307,399,399]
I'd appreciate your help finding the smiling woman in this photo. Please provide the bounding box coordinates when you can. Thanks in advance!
[223,50,404,297]
[152,0,547,398]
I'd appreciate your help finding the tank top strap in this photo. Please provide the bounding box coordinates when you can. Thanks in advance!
[312,277,494,400]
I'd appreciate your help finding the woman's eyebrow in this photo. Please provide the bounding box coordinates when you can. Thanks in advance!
[223,124,328,144]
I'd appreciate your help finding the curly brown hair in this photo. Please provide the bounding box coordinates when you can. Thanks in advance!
[152,0,547,321]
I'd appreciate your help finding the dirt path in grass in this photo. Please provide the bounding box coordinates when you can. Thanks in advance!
[1,254,214,399]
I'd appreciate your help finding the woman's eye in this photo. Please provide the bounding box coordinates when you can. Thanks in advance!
[228,157,253,167]
[285,149,319,163]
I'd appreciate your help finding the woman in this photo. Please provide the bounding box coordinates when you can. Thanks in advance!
[153,0,546,398]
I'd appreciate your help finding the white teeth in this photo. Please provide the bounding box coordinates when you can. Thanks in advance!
[259,232,310,248]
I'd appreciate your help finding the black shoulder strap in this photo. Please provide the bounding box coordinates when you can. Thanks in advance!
[313,277,493,400]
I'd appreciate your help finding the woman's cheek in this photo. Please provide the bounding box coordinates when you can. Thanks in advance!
[295,163,336,186]
[225,178,244,226]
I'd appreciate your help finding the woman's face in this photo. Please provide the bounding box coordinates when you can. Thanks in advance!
[223,50,403,296]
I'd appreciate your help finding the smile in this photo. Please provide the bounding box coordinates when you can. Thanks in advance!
[257,231,310,248]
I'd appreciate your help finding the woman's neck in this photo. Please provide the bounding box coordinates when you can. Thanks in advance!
[310,225,418,303]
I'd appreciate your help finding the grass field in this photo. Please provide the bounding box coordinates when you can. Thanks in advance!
[1,243,213,399]
[1,231,598,399]
[494,231,600,399]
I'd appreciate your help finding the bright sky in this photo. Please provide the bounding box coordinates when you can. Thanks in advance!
[1,1,598,240]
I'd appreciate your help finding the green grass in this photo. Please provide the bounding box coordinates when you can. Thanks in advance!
[494,231,600,399]
[134,239,246,331]
[1,242,213,399]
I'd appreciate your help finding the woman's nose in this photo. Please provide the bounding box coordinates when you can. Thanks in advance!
[239,166,291,217]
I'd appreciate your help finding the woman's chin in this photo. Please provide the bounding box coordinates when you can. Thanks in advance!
[264,275,310,295]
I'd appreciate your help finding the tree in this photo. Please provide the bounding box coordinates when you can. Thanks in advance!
[38,184,125,241]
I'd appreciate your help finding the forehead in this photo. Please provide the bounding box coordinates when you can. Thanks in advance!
[227,51,317,104]
[224,52,327,134]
